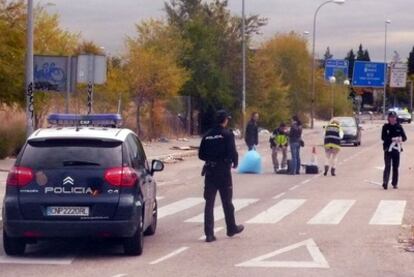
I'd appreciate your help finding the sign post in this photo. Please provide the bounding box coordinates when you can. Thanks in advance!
[77,55,107,114]
[25,0,34,136]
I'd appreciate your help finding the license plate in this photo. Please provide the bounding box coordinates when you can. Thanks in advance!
[46,206,90,217]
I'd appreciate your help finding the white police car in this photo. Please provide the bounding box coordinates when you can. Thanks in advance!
[2,114,164,256]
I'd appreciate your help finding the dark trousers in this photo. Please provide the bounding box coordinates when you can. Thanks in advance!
[290,142,301,174]
[204,169,237,236]
[383,150,400,186]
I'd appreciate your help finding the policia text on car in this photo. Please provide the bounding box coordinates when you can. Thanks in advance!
[199,110,244,243]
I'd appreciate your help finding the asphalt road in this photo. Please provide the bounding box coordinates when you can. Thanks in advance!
[1,122,414,277]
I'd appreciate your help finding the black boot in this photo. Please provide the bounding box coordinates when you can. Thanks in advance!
[331,168,336,176]
[227,225,244,237]
[324,166,329,176]
[383,183,388,190]
[205,235,217,243]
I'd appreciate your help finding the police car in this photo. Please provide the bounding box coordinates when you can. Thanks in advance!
[2,114,164,256]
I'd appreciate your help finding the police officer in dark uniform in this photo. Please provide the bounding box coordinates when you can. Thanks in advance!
[199,110,244,242]
[382,111,407,190]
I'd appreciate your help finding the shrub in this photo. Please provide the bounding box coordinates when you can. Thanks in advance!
[0,106,26,159]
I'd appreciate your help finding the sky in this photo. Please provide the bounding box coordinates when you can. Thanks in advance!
[40,0,414,62]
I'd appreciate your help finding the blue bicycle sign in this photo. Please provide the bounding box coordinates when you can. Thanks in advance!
[34,56,68,92]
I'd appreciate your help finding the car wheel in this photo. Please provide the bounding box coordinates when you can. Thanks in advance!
[3,230,26,256]
[144,200,157,236]
[124,212,144,256]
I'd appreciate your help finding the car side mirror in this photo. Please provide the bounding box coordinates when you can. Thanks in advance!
[151,160,164,175]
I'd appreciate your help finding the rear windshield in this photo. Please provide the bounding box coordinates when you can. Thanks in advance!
[20,139,122,169]
[338,118,356,127]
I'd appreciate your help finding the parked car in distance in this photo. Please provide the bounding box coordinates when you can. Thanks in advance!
[331,116,362,147]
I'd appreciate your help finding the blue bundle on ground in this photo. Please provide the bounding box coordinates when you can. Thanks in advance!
[237,150,262,174]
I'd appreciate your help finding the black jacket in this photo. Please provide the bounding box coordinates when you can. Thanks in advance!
[381,123,407,151]
[199,125,238,168]
[245,120,258,147]
[289,123,302,144]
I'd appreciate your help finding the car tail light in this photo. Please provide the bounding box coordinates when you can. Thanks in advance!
[7,166,34,188]
[23,231,42,238]
[104,167,138,187]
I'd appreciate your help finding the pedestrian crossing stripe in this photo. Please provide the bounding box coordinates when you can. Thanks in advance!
[308,200,355,225]
[185,198,259,223]
[369,200,406,225]
[158,197,204,219]
[156,198,407,226]
[246,199,306,224]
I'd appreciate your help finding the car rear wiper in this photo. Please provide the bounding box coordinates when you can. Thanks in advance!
[63,160,101,166]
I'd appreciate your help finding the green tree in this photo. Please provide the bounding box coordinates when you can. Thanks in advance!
[356,44,364,60]
[345,49,355,80]
[323,46,333,67]
[248,45,289,129]
[363,49,371,61]
[0,0,26,106]
[125,20,189,138]
[408,47,414,76]
[165,0,266,133]
[256,33,311,118]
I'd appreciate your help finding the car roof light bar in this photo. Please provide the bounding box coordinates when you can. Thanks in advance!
[47,113,123,128]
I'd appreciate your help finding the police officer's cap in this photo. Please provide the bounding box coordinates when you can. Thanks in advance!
[216,110,231,123]
[388,111,397,118]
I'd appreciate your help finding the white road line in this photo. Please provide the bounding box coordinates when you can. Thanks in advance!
[157,179,180,187]
[273,192,286,199]
[149,247,189,265]
[246,199,306,224]
[0,255,74,265]
[365,180,382,186]
[308,200,355,225]
[236,238,329,269]
[111,274,128,277]
[369,200,407,225]
[158,198,204,219]
[185,199,258,223]
[156,196,165,201]
[289,185,300,191]
[199,227,224,240]
[301,179,311,185]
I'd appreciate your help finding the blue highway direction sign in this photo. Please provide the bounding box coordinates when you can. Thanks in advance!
[352,61,387,88]
[324,59,349,81]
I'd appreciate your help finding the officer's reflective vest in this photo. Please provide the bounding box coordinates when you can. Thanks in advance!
[274,134,289,147]
[324,123,342,149]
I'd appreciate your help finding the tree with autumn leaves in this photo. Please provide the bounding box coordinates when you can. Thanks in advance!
[0,0,354,138]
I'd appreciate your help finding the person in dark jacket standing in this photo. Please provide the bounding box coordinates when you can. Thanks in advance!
[199,110,244,242]
[382,111,407,190]
[245,112,259,150]
[289,116,303,175]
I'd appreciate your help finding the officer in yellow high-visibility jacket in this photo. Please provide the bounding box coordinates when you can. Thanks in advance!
[323,120,344,176]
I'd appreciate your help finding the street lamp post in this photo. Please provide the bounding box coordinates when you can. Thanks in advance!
[408,80,414,113]
[311,0,345,129]
[25,0,34,136]
[241,0,246,136]
[329,76,336,118]
[383,19,391,119]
